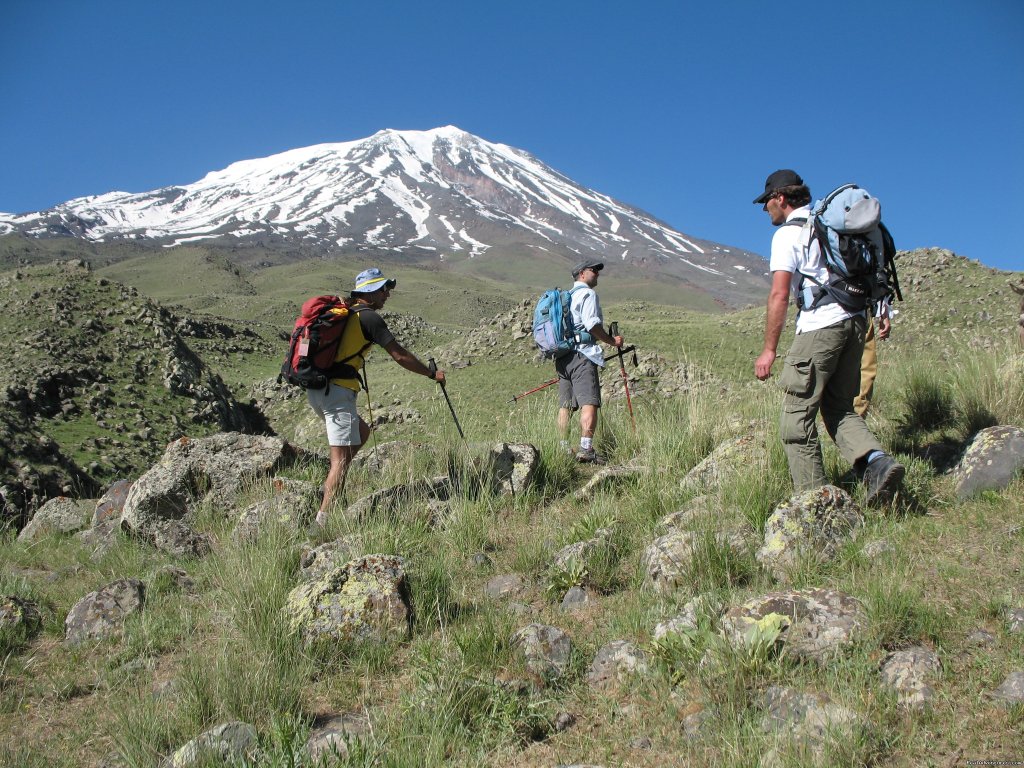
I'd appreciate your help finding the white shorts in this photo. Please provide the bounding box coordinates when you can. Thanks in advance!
[307,385,361,446]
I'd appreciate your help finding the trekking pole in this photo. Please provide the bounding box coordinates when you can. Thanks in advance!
[508,377,559,404]
[608,324,636,433]
[428,358,466,440]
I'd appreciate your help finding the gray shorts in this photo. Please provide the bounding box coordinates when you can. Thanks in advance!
[307,385,362,446]
[557,352,601,410]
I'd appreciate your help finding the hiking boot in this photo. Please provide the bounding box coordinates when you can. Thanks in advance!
[575,447,605,464]
[863,455,905,504]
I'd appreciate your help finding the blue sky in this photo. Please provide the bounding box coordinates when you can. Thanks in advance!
[1,0,1021,271]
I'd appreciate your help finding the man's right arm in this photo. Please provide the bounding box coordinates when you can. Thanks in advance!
[754,270,793,380]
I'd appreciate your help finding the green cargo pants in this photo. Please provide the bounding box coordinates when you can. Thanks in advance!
[778,314,883,491]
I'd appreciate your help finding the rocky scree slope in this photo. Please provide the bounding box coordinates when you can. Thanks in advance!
[0,261,266,526]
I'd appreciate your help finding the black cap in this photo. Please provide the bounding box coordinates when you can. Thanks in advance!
[753,169,804,204]
[572,259,604,278]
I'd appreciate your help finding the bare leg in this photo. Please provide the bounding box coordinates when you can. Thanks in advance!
[558,407,572,440]
[579,404,598,440]
[316,418,370,525]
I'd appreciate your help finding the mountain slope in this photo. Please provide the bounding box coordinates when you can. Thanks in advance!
[0,127,768,307]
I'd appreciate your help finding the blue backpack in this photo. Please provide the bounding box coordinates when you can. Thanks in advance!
[533,286,591,359]
[794,183,902,312]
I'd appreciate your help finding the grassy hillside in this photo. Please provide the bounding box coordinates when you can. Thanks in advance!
[1,247,1022,767]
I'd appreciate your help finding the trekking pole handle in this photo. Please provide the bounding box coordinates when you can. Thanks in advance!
[427,357,438,380]
[609,321,619,337]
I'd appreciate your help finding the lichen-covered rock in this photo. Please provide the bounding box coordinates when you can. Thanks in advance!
[987,671,1024,706]
[121,463,196,529]
[757,486,863,582]
[351,440,420,473]
[233,477,319,543]
[586,640,649,689]
[861,539,895,559]
[65,578,145,644]
[164,721,258,768]
[0,595,43,642]
[642,530,748,594]
[285,555,410,645]
[1005,607,1024,634]
[304,713,370,763]
[951,425,1024,499]
[511,623,573,680]
[298,535,365,583]
[656,495,715,534]
[880,646,941,710]
[759,685,865,756]
[720,588,866,663]
[17,496,94,541]
[681,429,768,491]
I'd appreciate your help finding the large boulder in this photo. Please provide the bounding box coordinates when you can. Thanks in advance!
[757,486,864,582]
[720,588,866,663]
[345,476,452,522]
[759,685,866,763]
[484,443,540,496]
[298,536,365,583]
[951,425,1024,499]
[17,496,94,542]
[65,578,145,644]
[284,555,410,645]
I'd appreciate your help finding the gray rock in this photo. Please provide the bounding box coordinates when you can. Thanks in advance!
[233,477,319,543]
[149,565,196,593]
[760,685,864,751]
[720,588,866,663]
[304,713,370,763]
[573,463,646,501]
[987,671,1024,706]
[164,721,258,768]
[345,475,451,522]
[680,706,717,739]
[654,595,722,639]
[298,537,365,585]
[586,640,649,689]
[65,578,145,644]
[484,574,527,600]
[124,517,212,558]
[656,495,715,533]
[880,646,941,710]
[511,623,573,680]
[642,530,748,594]
[560,586,591,612]
[17,496,94,541]
[757,486,863,582]
[681,429,768,492]
[284,554,410,645]
[552,528,613,572]
[485,443,540,496]
[350,440,420,473]
[93,479,132,527]
[952,425,1024,499]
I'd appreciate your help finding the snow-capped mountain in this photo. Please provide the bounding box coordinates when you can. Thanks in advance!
[0,126,767,302]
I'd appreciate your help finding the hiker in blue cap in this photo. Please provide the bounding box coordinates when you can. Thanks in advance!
[557,259,623,463]
[308,267,445,525]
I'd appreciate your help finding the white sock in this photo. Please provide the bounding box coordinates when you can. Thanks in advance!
[580,437,593,451]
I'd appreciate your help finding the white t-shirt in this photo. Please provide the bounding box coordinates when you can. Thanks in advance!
[769,206,860,334]
[569,281,605,366]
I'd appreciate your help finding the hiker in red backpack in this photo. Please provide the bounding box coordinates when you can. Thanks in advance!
[308,267,444,526]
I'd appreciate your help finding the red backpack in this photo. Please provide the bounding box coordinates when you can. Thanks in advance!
[280,296,370,390]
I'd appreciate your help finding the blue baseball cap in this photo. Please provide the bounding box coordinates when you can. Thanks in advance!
[353,267,396,293]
